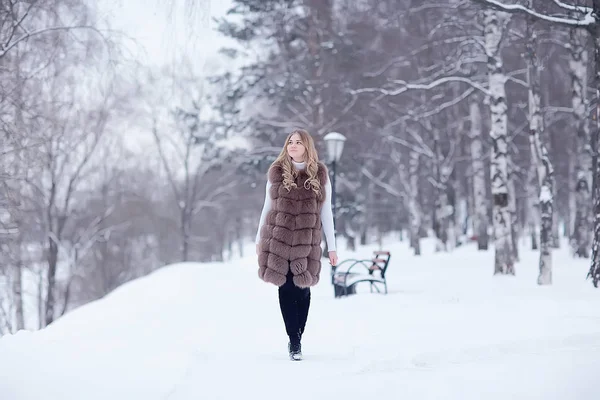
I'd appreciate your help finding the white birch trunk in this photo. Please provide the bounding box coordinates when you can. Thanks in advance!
[485,9,514,274]
[469,100,489,250]
[529,102,554,285]
[570,27,592,258]
[526,7,553,285]
[530,129,554,285]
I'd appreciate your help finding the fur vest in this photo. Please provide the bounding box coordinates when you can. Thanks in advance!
[258,161,329,288]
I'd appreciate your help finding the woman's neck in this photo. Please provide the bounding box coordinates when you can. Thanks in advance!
[292,159,306,170]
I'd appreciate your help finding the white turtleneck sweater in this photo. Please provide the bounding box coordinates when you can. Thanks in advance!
[255,160,336,251]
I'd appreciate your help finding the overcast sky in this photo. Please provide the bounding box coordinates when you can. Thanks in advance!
[93,1,238,153]
[97,0,233,72]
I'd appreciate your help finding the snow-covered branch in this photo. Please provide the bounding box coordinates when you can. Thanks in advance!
[363,36,481,78]
[386,135,435,159]
[255,118,302,130]
[472,0,595,27]
[385,87,476,128]
[317,94,358,136]
[361,167,403,198]
[552,0,591,14]
[407,1,470,13]
[353,76,490,97]
[506,75,528,88]
[286,103,312,127]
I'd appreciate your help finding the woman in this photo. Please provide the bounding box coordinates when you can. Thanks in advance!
[255,128,337,361]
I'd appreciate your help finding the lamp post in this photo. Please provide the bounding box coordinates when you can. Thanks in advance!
[323,132,346,231]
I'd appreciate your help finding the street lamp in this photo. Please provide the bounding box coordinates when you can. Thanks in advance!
[323,132,346,231]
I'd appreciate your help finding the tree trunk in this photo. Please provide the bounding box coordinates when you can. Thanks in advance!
[587,12,600,287]
[432,130,449,252]
[570,26,592,258]
[528,76,554,284]
[537,156,554,285]
[508,160,519,261]
[37,268,44,329]
[526,5,554,284]
[551,189,561,248]
[181,210,189,262]
[529,108,554,285]
[469,100,489,250]
[409,150,421,256]
[485,9,514,274]
[11,43,24,331]
[306,0,332,132]
[527,161,539,250]
[45,239,58,326]
[13,259,24,330]
[361,181,375,245]
[236,217,244,258]
[567,148,576,242]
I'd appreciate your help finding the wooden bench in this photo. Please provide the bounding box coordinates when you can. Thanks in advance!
[330,251,391,298]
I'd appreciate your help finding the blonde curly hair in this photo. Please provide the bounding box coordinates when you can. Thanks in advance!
[270,129,322,196]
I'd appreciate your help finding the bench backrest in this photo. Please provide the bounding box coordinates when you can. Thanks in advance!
[371,250,391,277]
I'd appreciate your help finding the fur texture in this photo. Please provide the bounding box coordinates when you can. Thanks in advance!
[258,161,328,287]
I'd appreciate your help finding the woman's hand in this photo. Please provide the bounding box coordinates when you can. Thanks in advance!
[256,244,260,256]
[329,251,338,266]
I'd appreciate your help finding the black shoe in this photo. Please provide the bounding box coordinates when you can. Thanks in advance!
[288,341,302,361]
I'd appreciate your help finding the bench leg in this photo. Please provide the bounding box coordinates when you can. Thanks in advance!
[333,284,356,297]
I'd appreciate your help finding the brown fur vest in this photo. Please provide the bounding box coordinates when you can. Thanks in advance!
[257,161,328,288]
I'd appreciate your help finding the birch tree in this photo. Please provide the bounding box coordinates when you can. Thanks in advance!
[469,99,490,250]
[484,8,515,274]
[570,24,592,258]
[526,3,554,285]
[350,1,520,273]
[471,0,600,285]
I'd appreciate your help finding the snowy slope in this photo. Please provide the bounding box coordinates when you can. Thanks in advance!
[1,238,599,400]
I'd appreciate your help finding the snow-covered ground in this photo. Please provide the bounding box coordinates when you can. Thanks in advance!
[1,237,599,400]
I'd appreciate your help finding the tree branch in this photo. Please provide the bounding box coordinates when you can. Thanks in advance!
[386,135,435,159]
[0,25,110,59]
[361,167,403,198]
[471,0,595,27]
[353,76,490,97]
[317,94,357,136]
[152,119,182,203]
[552,0,591,13]
[506,75,528,88]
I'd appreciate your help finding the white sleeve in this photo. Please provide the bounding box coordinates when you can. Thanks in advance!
[255,180,272,244]
[320,177,336,251]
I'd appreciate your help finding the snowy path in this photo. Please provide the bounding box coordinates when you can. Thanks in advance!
[1,240,599,399]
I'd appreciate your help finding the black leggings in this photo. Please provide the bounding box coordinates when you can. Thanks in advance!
[278,270,311,345]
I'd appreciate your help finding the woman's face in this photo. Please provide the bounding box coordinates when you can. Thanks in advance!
[287,133,306,161]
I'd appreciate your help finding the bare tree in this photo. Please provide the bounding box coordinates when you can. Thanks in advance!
[150,67,237,262]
